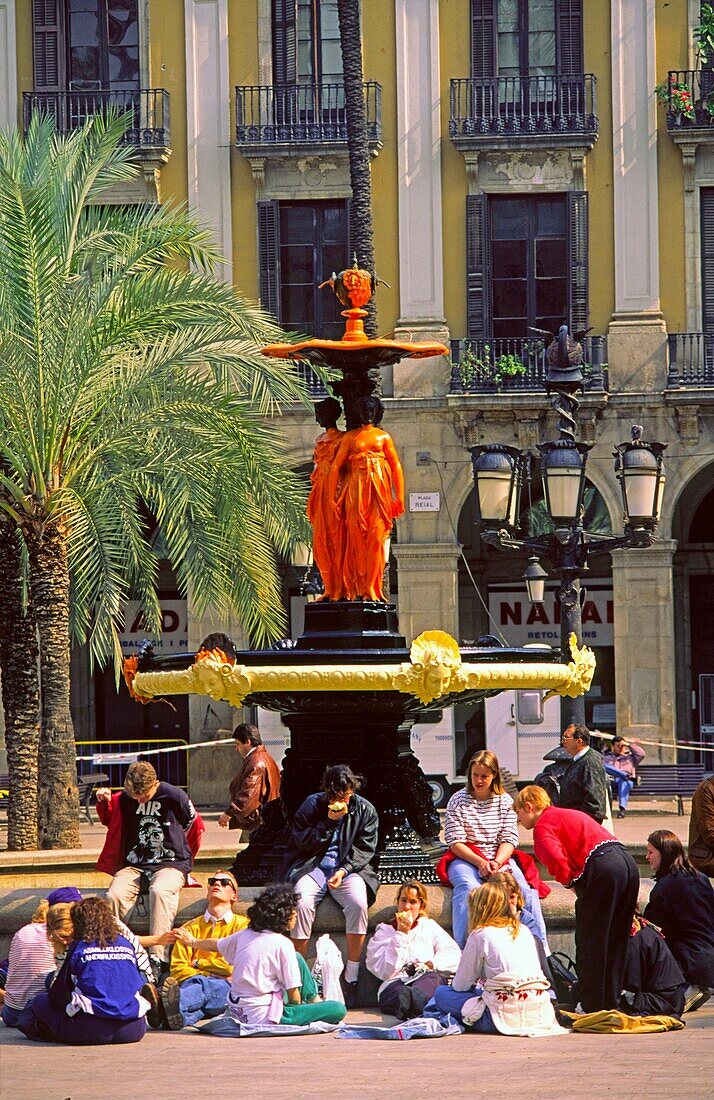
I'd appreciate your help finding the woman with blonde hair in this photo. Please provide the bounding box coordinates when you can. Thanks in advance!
[1,894,65,1027]
[439,749,547,948]
[431,881,560,1035]
[366,879,461,1019]
[514,783,639,1013]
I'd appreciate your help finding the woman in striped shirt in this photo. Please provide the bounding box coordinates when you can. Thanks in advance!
[1,900,55,1028]
[444,750,547,948]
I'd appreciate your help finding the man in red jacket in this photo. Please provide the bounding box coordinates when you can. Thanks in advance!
[96,762,199,974]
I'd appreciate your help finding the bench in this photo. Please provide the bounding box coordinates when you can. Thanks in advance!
[0,771,109,825]
[630,764,707,815]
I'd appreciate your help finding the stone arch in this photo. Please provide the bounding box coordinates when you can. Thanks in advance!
[661,452,714,538]
[671,459,714,758]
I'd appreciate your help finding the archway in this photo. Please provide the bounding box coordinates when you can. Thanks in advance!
[454,474,616,771]
[672,465,714,761]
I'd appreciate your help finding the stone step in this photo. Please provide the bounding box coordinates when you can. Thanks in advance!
[0,880,657,961]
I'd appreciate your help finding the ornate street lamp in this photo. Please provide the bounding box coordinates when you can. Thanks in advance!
[614,427,667,534]
[291,542,323,601]
[523,555,548,606]
[469,326,666,727]
[538,439,591,526]
[469,444,523,532]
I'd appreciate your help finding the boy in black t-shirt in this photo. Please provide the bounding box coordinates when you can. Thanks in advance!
[97,762,196,971]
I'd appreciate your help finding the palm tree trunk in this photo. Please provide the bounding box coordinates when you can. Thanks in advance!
[337,0,378,340]
[0,517,40,849]
[25,524,81,849]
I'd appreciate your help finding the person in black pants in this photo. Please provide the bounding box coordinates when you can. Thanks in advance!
[619,914,686,1018]
[514,785,640,1013]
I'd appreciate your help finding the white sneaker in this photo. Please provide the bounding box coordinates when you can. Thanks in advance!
[683,984,711,1013]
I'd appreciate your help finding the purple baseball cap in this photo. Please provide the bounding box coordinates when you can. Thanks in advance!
[47,887,83,905]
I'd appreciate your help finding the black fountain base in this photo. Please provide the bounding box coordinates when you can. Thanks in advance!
[231,601,443,886]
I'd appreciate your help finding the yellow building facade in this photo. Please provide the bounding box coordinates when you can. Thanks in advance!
[3,1,713,785]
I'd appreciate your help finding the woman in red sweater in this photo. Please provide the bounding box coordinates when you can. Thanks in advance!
[513,785,639,1013]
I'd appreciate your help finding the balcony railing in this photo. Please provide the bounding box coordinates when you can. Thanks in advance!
[22,89,170,148]
[449,336,608,394]
[295,362,328,397]
[663,71,714,130]
[235,82,381,147]
[667,333,714,386]
[450,75,597,141]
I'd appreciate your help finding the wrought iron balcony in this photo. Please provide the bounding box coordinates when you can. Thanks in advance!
[662,71,714,130]
[449,336,608,395]
[235,82,381,150]
[450,75,598,148]
[667,333,714,387]
[295,361,328,398]
[23,89,170,150]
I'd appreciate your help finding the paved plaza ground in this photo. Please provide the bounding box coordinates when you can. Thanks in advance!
[1,804,711,1099]
[2,1001,712,1100]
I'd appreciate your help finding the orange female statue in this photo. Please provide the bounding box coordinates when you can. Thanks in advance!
[306,397,345,600]
[327,396,405,602]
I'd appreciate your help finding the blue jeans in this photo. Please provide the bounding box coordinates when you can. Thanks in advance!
[604,765,635,809]
[179,974,231,1027]
[1,1003,22,1028]
[447,858,548,949]
[432,985,495,1032]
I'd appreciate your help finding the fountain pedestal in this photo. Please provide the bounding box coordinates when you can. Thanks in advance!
[231,601,442,886]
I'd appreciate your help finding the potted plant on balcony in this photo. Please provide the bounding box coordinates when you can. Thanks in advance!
[655,77,696,123]
[453,344,527,391]
[694,4,714,65]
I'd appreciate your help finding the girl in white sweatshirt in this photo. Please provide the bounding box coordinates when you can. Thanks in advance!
[432,881,563,1036]
[366,880,461,1019]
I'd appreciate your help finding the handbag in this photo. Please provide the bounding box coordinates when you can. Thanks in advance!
[546,951,578,1005]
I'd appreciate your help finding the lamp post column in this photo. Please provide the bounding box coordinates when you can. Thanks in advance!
[557,565,585,728]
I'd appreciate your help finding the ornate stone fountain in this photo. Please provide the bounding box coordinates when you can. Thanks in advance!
[126,264,595,883]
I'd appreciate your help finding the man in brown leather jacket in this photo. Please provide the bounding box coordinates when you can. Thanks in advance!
[688,774,714,877]
[217,723,281,833]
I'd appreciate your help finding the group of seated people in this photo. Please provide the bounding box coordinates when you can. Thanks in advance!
[2,755,712,1044]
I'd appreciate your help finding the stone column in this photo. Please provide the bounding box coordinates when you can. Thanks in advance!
[392,0,449,397]
[393,543,461,643]
[611,541,677,760]
[607,0,667,391]
[0,0,17,131]
[184,0,233,280]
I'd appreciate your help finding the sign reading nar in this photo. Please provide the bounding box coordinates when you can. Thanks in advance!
[119,599,189,656]
[487,583,614,648]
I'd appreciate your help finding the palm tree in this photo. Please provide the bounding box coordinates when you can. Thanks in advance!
[0,114,310,848]
[337,0,378,337]
[0,515,40,850]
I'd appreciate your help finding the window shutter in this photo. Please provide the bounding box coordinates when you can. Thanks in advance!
[466,193,491,340]
[471,0,496,79]
[557,0,583,76]
[701,189,714,332]
[272,0,298,85]
[32,0,65,92]
[258,200,281,320]
[567,190,589,334]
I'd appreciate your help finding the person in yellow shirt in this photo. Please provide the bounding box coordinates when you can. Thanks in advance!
[159,870,248,1030]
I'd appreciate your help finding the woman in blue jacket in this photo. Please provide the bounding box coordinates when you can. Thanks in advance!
[18,897,148,1045]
